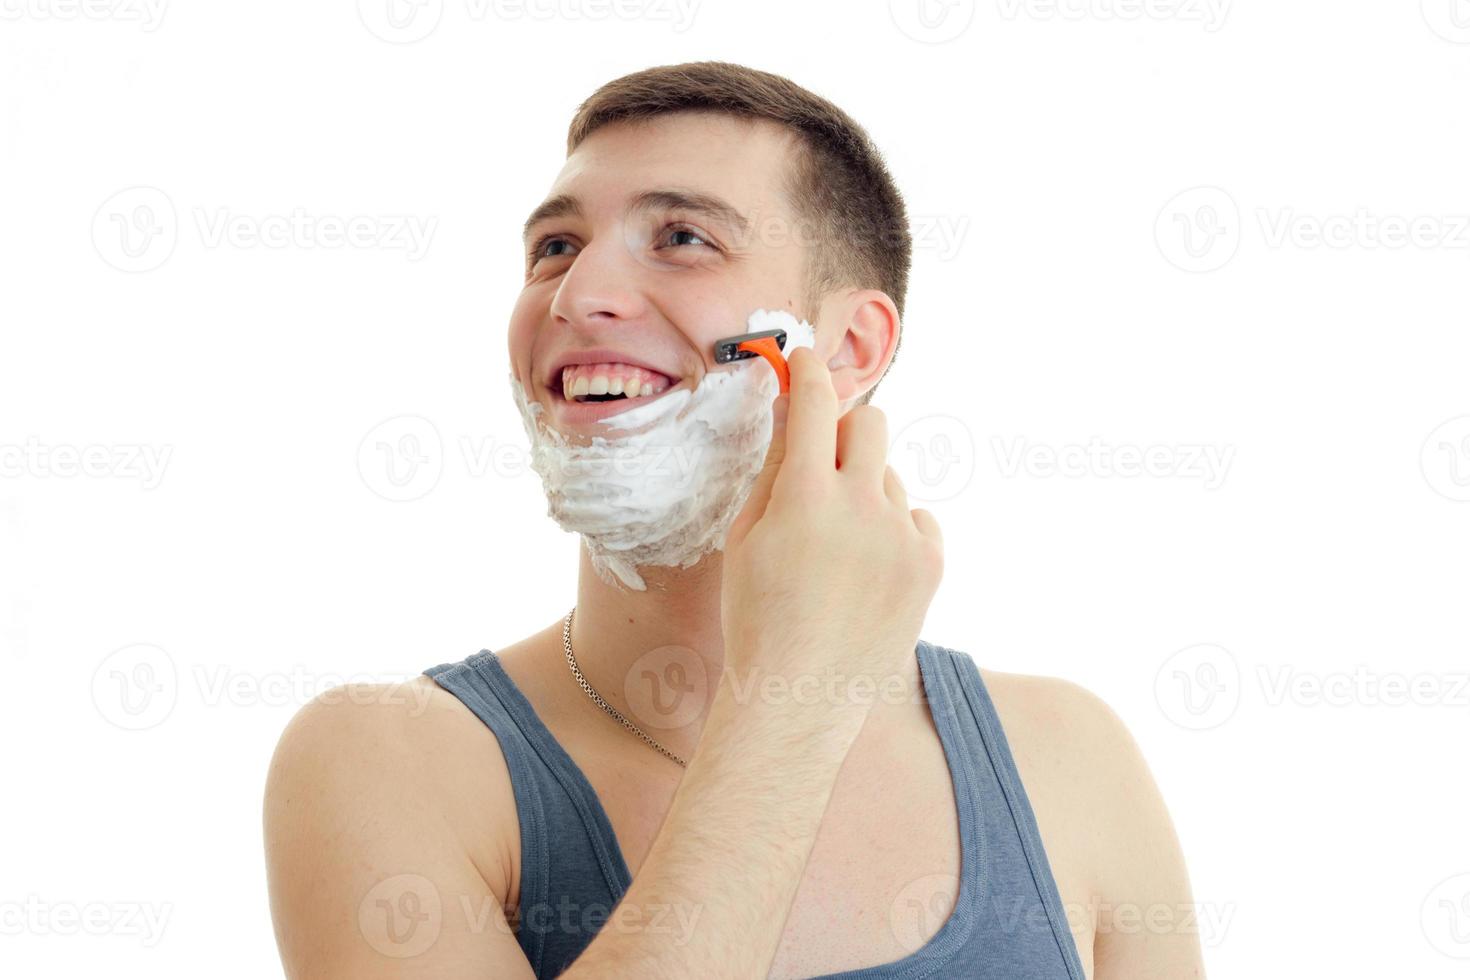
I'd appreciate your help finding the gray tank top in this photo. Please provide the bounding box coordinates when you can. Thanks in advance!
[424,639,1087,978]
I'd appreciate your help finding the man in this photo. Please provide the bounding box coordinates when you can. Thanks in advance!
[264,62,1205,979]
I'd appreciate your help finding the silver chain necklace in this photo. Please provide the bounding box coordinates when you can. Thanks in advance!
[563,607,688,768]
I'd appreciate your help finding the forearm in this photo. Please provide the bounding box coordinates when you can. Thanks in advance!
[559,672,869,979]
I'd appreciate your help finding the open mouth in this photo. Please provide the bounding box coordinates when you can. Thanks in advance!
[554,362,678,405]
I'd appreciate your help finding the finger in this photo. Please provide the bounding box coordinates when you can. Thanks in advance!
[910,506,942,547]
[778,347,838,487]
[884,465,908,510]
[726,392,789,552]
[836,405,888,483]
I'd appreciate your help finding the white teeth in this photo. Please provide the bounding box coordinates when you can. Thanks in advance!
[560,367,668,403]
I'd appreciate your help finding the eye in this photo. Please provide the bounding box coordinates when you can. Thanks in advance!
[528,235,578,264]
[660,225,715,250]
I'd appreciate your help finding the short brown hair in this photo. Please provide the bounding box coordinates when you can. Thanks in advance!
[567,61,911,405]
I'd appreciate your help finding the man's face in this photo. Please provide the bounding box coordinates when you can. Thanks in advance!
[510,112,830,436]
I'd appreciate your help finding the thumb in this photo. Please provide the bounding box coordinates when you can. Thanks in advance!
[725,393,789,552]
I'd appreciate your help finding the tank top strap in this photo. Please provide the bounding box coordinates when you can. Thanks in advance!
[423,650,631,974]
[916,640,1089,980]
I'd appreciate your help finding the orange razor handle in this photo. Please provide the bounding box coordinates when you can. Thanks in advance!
[736,336,790,395]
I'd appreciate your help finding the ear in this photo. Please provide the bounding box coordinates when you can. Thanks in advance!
[820,289,901,409]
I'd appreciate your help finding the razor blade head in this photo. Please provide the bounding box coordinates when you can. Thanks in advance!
[713,328,788,364]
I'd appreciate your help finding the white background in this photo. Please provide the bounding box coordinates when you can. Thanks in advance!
[3,1,1469,976]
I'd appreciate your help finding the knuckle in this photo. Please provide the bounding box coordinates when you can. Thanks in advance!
[793,369,826,398]
[848,405,888,439]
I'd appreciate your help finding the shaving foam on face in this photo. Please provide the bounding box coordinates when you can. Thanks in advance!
[511,309,816,591]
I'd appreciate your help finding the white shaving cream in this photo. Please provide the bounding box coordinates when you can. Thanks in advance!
[510,309,816,591]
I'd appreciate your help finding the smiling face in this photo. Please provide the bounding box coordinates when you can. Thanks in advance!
[510,110,884,436]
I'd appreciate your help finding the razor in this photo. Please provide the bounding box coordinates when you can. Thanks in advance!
[713,327,791,394]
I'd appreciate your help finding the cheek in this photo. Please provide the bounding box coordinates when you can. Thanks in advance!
[507,289,548,377]
[653,286,749,366]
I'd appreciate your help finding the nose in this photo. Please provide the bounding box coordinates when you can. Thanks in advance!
[548,236,648,328]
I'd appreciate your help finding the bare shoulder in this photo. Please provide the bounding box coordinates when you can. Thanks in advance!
[978,668,1127,744]
[978,667,1145,796]
[265,675,518,893]
[977,666,1206,979]
[267,674,499,768]
[263,675,531,978]
[976,669,1139,893]
[977,665,1179,874]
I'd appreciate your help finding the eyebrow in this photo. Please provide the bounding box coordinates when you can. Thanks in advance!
[521,193,582,241]
[521,188,751,241]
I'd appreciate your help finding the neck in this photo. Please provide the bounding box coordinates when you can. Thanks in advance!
[566,541,729,761]
[563,540,927,766]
